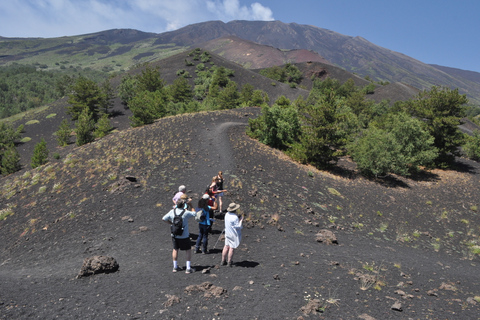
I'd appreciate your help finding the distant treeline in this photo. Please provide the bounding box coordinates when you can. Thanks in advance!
[0,63,109,119]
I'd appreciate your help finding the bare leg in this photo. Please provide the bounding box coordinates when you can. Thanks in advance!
[172,249,178,262]
[227,247,234,263]
[222,245,230,262]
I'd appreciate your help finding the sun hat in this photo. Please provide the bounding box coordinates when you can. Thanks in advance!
[202,193,210,200]
[227,202,240,212]
[179,185,186,192]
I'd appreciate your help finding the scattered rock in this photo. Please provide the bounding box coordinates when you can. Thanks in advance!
[394,289,406,296]
[439,282,456,291]
[121,216,134,222]
[273,274,280,280]
[358,314,376,320]
[300,298,324,315]
[427,290,438,297]
[107,176,141,194]
[315,229,338,244]
[184,282,226,298]
[77,255,119,278]
[467,297,477,305]
[164,294,180,307]
[391,300,402,311]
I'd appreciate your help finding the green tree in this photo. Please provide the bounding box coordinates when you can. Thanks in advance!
[31,138,49,168]
[99,79,115,114]
[289,93,344,167]
[168,77,193,103]
[463,130,480,161]
[129,90,167,127]
[210,66,230,89]
[67,76,103,121]
[137,64,165,93]
[240,83,254,105]
[251,90,269,106]
[118,74,139,106]
[248,99,301,150]
[349,113,438,177]
[1,144,21,175]
[55,119,72,147]
[405,86,468,167]
[94,113,113,138]
[75,108,95,146]
[217,81,240,110]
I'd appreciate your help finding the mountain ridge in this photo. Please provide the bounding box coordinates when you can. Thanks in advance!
[1,20,479,105]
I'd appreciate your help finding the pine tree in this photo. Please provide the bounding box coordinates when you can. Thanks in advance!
[75,108,95,146]
[31,138,49,169]
[55,119,72,147]
[94,113,113,138]
[1,144,21,175]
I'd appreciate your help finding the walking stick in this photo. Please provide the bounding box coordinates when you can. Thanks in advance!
[213,229,225,250]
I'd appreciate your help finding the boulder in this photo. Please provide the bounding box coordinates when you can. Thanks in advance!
[315,229,338,244]
[77,255,119,278]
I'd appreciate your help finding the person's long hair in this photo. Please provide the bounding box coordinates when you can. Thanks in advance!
[198,198,209,210]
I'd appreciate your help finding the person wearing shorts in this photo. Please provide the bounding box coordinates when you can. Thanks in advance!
[163,199,199,274]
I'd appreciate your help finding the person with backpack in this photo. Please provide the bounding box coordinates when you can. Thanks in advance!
[163,198,201,274]
[194,194,217,254]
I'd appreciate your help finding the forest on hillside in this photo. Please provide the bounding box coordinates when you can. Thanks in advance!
[1,48,480,179]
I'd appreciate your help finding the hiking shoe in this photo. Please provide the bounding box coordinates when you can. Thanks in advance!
[194,249,202,254]
[172,267,181,273]
[227,261,233,267]
[221,260,227,266]
[185,268,194,274]
[202,249,208,254]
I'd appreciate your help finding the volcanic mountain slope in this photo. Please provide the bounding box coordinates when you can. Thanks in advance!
[198,35,333,69]
[155,20,480,105]
[2,20,480,105]
[1,106,479,319]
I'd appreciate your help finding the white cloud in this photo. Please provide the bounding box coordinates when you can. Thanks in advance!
[206,0,273,21]
[0,0,274,38]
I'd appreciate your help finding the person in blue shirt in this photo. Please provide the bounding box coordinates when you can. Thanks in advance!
[195,193,217,254]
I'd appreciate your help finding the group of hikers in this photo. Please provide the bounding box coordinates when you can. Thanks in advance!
[162,171,244,274]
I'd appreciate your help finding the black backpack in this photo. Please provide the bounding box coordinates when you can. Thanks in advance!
[171,208,185,237]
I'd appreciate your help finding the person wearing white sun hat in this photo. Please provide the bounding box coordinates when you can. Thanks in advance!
[221,202,243,267]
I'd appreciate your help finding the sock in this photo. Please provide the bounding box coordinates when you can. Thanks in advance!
[173,261,178,269]
[186,261,191,270]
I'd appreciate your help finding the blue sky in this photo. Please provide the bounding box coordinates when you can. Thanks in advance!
[1,0,479,72]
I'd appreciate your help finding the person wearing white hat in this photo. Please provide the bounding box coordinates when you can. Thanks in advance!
[221,202,243,267]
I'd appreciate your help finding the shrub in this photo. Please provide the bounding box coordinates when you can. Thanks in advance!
[1,144,21,175]
[463,130,480,161]
[55,119,72,147]
[75,109,95,146]
[94,113,113,138]
[31,138,49,168]
[248,102,301,150]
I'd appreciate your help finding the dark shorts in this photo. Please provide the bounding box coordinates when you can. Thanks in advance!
[172,237,191,251]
